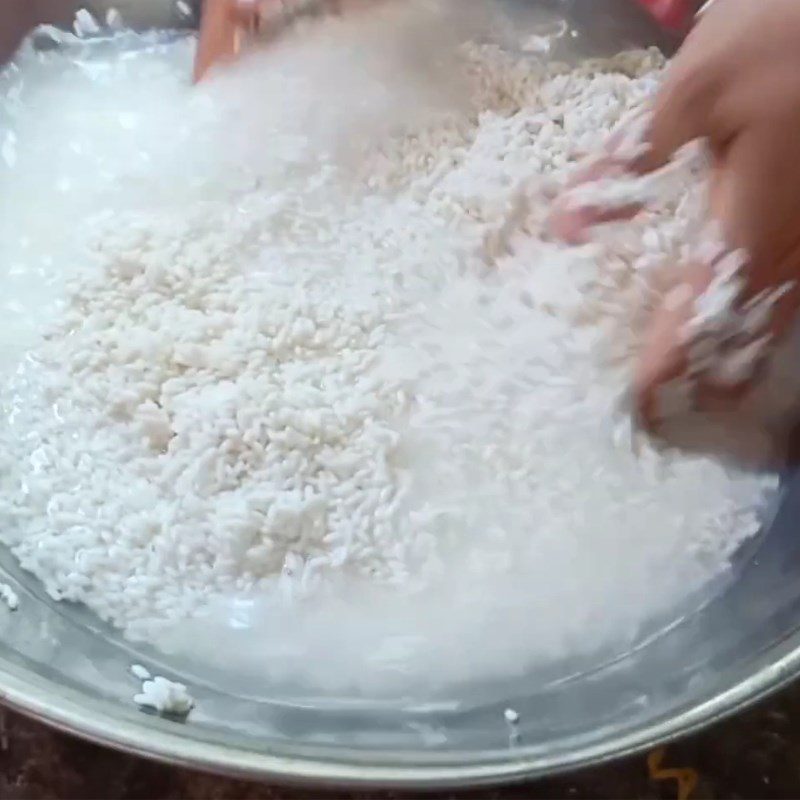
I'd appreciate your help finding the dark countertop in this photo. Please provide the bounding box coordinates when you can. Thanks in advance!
[3,682,800,800]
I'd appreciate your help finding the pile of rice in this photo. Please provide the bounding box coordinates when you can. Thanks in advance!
[0,2,774,689]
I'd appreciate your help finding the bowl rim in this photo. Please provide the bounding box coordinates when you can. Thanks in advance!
[0,627,798,788]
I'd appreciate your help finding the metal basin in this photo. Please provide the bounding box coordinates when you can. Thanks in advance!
[2,0,799,789]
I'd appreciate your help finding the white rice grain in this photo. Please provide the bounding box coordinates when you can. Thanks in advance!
[0,3,776,692]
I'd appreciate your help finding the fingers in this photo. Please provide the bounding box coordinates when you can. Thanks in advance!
[229,0,262,26]
[194,0,351,79]
[713,124,800,300]
[230,0,285,29]
[229,0,348,27]
[632,258,714,428]
[194,0,283,82]
[633,244,800,468]
[554,98,800,441]
[633,51,718,174]
[545,2,800,461]
[549,199,645,245]
[548,111,658,242]
[633,123,800,434]
[549,42,720,242]
[632,239,760,431]
[193,0,241,83]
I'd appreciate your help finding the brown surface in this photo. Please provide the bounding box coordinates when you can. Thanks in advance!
[2,683,800,800]
[0,1,82,62]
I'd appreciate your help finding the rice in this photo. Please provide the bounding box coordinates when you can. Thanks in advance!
[0,1,775,692]
[133,675,194,716]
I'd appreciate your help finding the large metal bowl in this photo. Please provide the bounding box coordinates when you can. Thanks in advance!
[3,0,800,789]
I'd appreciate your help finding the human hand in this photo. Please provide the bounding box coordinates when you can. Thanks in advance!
[194,0,348,82]
[550,0,800,453]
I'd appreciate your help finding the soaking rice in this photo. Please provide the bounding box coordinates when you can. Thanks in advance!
[0,1,775,690]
